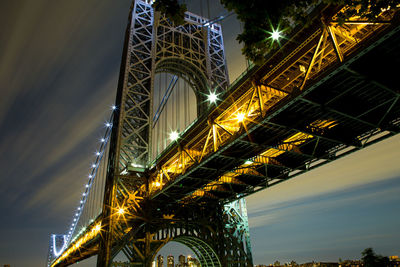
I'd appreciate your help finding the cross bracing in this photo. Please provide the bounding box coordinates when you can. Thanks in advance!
[49,2,400,267]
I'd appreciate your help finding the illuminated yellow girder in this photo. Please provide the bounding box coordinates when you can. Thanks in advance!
[146,84,290,195]
[51,223,102,267]
[51,6,399,265]
[194,119,342,198]
[146,6,393,195]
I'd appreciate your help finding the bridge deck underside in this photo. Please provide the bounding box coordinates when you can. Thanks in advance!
[51,8,400,266]
[154,24,400,204]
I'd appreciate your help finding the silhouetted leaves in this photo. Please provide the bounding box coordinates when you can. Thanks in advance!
[153,0,398,63]
[152,0,187,25]
[362,247,390,267]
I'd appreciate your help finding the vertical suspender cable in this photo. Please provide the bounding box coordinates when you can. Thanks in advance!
[157,74,160,157]
[88,170,94,226]
[184,79,187,128]
[178,78,180,131]
[172,76,175,132]
[162,73,165,149]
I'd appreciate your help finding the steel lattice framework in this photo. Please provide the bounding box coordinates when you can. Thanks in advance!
[98,0,249,266]
[48,2,400,267]
[116,0,228,170]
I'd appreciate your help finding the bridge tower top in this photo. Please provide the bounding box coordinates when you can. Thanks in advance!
[113,0,229,171]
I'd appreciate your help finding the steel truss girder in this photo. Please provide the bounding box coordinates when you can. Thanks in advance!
[298,97,398,133]
[148,10,400,206]
[115,0,229,171]
[51,5,400,267]
[107,199,253,267]
[100,1,233,266]
[264,120,362,148]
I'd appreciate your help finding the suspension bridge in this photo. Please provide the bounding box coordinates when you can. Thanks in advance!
[47,1,400,266]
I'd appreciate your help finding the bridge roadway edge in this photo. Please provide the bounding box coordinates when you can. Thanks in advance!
[51,8,400,267]
[151,13,400,203]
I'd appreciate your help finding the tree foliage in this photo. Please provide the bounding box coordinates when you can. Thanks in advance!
[362,247,390,267]
[153,0,398,63]
[152,0,187,25]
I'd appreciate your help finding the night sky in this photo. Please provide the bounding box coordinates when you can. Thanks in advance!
[0,1,399,266]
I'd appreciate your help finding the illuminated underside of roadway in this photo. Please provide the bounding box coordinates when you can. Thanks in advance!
[52,5,400,266]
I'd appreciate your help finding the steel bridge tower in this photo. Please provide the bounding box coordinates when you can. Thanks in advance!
[99,0,252,266]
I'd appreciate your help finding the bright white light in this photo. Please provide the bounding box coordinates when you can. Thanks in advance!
[244,160,253,165]
[80,201,83,204]
[75,213,78,216]
[82,193,86,196]
[271,30,281,40]
[92,164,96,168]
[52,235,67,257]
[96,152,100,156]
[93,224,101,232]
[208,91,218,103]
[236,113,245,122]
[78,207,81,210]
[131,163,144,168]
[101,138,106,143]
[73,218,76,221]
[155,181,161,187]
[112,105,117,110]
[117,208,125,215]
[85,184,89,188]
[105,122,112,128]
[88,174,93,178]
[169,131,179,141]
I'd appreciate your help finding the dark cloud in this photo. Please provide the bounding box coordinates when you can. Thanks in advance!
[0,1,130,265]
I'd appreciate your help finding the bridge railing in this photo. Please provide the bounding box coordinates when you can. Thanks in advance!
[49,3,399,266]
[146,5,399,201]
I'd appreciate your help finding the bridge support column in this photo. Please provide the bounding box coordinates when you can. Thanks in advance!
[108,199,252,267]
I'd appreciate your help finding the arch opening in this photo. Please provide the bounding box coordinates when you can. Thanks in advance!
[155,57,210,114]
[153,236,222,267]
[151,71,198,162]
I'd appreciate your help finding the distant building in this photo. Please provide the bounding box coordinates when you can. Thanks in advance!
[301,262,338,267]
[339,260,362,267]
[390,255,400,267]
[167,255,174,267]
[187,255,200,267]
[157,255,164,267]
[113,262,138,267]
[314,263,339,267]
[177,254,185,267]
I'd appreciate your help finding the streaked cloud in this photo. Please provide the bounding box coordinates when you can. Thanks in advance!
[248,177,400,228]
[246,134,400,216]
